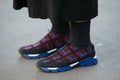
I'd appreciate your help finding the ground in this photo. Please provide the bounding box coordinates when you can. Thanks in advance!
[0,0,120,80]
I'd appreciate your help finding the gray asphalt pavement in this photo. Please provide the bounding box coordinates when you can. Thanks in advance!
[0,0,120,80]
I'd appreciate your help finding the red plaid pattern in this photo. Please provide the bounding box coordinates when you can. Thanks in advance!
[65,54,78,63]
[20,31,70,54]
[40,44,95,66]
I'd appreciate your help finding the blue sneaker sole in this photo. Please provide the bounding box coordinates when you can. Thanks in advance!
[19,48,60,59]
[36,56,98,72]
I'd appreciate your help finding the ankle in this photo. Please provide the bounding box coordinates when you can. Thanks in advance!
[51,22,70,35]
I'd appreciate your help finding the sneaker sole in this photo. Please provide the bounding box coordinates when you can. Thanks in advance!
[19,48,60,59]
[36,56,98,72]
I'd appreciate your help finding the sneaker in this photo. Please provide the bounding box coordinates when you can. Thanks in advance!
[19,31,70,59]
[36,43,98,72]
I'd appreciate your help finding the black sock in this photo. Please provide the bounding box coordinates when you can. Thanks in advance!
[70,20,91,47]
[49,0,70,35]
[51,21,70,35]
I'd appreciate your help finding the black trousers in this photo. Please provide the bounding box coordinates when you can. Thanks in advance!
[13,0,98,22]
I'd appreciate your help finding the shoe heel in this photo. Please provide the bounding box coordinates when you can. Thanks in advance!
[78,57,98,66]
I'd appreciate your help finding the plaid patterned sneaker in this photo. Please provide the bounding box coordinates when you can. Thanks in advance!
[19,31,70,59]
[36,43,98,72]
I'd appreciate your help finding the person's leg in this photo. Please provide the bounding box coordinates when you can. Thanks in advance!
[52,21,70,35]
[36,20,98,72]
[70,20,91,47]
[19,0,70,59]
[19,21,70,59]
